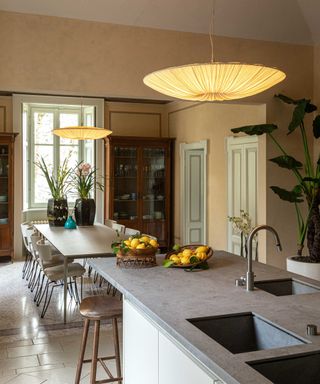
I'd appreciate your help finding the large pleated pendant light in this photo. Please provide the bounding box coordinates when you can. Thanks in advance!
[143,2,286,101]
[53,101,112,140]
[53,126,112,140]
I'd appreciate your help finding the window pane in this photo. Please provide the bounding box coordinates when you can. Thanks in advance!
[60,145,79,168]
[34,145,54,204]
[60,113,79,145]
[34,112,54,144]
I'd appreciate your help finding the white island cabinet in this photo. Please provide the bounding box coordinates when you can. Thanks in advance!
[123,299,225,384]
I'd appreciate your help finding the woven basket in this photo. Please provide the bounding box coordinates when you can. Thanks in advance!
[116,247,157,268]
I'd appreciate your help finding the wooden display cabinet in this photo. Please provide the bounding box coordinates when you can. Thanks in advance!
[0,133,18,260]
[105,136,174,250]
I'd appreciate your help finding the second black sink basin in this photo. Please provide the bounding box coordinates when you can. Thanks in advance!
[188,312,306,354]
[254,278,320,296]
[248,351,320,384]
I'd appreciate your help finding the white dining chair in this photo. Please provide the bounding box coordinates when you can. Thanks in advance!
[124,227,140,236]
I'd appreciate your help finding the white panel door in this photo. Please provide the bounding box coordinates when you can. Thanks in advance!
[159,332,214,384]
[180,141,207,245]
[227,136,258,256]
[123,300,159,384]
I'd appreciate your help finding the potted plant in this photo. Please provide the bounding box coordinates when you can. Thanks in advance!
[72,162,103,226]
[231,94,320,280]
[35,156,71,227]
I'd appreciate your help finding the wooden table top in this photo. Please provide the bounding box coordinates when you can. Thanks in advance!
[34,223,121,257]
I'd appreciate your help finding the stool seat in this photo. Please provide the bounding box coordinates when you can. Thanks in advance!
[79,295,122,320]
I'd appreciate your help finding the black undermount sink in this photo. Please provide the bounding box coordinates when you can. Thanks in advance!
[188,312,306,354]
[254,278,320,296]
[248,351,320,384]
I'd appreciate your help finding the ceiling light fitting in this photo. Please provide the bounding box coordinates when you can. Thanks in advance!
[143,1,286,102]
[53,126,112,140]
[52,101,112,140]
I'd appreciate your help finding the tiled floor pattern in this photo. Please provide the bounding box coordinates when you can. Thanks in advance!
[0,323,123,383]
[0,261,122,383]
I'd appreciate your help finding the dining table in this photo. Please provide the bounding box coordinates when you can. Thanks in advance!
[34,223,123,323]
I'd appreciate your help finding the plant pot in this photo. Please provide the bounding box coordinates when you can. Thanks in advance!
[47,198,68,227]
[286,256,320,281]
[74,198,95,226]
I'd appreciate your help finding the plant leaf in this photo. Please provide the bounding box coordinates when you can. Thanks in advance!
[275,94,303,104]
[270,186,304,203]
[305,103,317,113]
[163,259,174,268]
[269,155,303,170]
[190,256,199,264]
[313,115,320,139]
[302,177,320,185]
[288,100,307,133]
[231,124,278,136]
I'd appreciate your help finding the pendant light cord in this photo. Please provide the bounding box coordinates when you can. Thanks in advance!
[209,0,216,63]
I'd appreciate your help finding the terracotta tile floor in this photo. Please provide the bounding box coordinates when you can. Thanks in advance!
[0,261,122,383]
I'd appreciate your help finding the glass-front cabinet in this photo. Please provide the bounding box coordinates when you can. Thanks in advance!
[0,133,18,260]
[105,136,174,250]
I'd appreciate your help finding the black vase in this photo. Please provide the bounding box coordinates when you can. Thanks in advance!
[47,198,68,227]
[74,198,96,226]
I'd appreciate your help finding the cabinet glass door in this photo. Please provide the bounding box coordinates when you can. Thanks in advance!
[0,144,9,225]
[113,146,138,222]
[142,147,166,222]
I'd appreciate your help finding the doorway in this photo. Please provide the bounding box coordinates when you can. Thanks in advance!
[180,140,207,244]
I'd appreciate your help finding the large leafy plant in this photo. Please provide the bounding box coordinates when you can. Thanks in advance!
[35,156,72,200]
[231,94,320,262]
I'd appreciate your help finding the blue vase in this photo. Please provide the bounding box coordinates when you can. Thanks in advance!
[64,215,77,229]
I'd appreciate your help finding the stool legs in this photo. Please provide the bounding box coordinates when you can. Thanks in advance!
[75,318,90,384]
[112,318,122,384]
[90,320,100,384]
[75,317,122,384]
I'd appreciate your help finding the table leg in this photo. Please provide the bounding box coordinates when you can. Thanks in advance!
[64,257,68,323]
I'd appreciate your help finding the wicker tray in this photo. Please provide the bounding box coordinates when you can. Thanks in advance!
[165,244,213,268]
[116,247,157,268]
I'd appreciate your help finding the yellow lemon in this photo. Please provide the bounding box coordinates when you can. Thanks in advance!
[197,252,207,261]
[130,238,140,249]
[139,236,150,243]
[124,240,131,247]
[136,243,146,249]
[195,246,208,254]
[149,239,158,248]
[171,255,181,264]
[182,249,193,257]
[181,256,191,265]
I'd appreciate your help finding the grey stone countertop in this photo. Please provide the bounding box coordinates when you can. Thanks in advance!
[89,251,320,384]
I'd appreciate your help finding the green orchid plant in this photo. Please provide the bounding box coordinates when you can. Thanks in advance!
[231,94,320,262]
[35,156,72,200]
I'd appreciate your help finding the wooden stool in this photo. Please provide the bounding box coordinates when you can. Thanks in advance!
[75,295,123,384]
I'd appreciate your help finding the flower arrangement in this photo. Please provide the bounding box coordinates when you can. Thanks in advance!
[72,161,104,199]
[228,210,253,258]
[34,156,72,200]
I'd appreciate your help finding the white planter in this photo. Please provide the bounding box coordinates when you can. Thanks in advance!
[287,256,320,281]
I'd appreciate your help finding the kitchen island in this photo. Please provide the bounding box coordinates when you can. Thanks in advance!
[89,251,320,384]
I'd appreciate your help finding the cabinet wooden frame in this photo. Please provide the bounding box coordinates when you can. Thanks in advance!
[105,136,174,250]
[0,133,18,260]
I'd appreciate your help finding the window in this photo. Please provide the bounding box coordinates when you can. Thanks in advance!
[24,103,95,209]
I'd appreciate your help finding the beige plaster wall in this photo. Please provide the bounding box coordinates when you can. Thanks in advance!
[168,102,266,257]
[106,101,168,137]
[0,11,313,102]
[0,97,13,133]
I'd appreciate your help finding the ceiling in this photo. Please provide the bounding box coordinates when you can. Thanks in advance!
[0,0,319,45]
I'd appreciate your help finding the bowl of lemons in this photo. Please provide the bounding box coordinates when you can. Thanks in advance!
[112,235,159,268]
[164,244,213,268]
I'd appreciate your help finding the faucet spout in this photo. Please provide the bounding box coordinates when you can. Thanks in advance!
[246,225,282,291]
